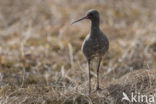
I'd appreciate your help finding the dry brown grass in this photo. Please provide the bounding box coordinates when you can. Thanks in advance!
[0,0,156,104]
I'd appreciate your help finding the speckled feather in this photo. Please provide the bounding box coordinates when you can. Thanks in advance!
[81,10,109,61]
[72,9,109,93]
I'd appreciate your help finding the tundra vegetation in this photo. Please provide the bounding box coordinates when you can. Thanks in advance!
[0,0,155,103]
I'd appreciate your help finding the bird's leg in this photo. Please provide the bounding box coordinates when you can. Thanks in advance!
[96,57,102,91]
[88,59,91,94]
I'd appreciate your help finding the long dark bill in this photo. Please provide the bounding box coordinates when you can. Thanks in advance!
[72,16,88,24]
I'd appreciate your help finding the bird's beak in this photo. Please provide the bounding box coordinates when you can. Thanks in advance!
[72,16,88,24]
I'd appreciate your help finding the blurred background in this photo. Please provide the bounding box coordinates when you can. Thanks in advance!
[0,0,156,103]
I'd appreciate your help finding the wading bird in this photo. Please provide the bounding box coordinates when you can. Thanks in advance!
[72,9,109,94]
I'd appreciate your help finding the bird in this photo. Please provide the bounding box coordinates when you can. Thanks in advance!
[72,9,109,94]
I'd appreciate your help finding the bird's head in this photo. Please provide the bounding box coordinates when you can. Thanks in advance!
[72,9,100,24]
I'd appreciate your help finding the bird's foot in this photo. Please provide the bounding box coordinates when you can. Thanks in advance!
[96,87,102,91]
[88,88,91,95]
[88,91,91,95]
[92,87,102,93]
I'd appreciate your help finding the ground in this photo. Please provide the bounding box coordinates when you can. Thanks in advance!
[0,0,156,104]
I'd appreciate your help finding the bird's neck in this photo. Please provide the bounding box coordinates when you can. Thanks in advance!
[90,20,100,35]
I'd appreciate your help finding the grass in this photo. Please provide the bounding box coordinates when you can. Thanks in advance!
[0,0,156,103]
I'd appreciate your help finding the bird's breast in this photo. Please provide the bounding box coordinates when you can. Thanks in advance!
[81,34,109,59]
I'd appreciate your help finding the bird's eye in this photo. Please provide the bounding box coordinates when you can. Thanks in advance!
[90,13,93,16]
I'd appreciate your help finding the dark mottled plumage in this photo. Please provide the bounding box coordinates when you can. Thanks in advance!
[72,9,109,94]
